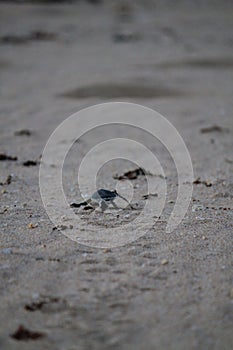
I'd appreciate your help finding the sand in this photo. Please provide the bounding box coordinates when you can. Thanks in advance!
[0,1,233,349]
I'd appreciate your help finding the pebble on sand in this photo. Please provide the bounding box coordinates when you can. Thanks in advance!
[161,259,169,265]
[28,223,38,229]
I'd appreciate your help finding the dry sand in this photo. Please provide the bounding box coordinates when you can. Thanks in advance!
[0,1,233,349]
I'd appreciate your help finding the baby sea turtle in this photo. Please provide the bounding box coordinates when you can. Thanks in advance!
[70,188,133,211]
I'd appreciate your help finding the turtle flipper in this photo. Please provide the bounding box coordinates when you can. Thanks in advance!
[100,200,108,212]
[70,201,88,208]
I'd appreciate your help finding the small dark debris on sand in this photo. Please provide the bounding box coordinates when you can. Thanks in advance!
[142,193,158,199]
[23,160,38,167]
[25,302,44,312]
[200,125,228,133]
[70,202,93,210]
[10,325,45,341]
[113,167,162,180]
[193,177,213,187]
[25,296,60,312]
[14,129,32,136]
[114,167,147,180]
[83,205,94,210]
[70,202,86,208]
[30,31,57,41]
[0,174,12,186]
[0,31,57,45]
[0,35,27,45]
[0,153,17,161]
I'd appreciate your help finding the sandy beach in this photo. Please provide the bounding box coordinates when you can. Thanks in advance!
[0,1,233,349]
